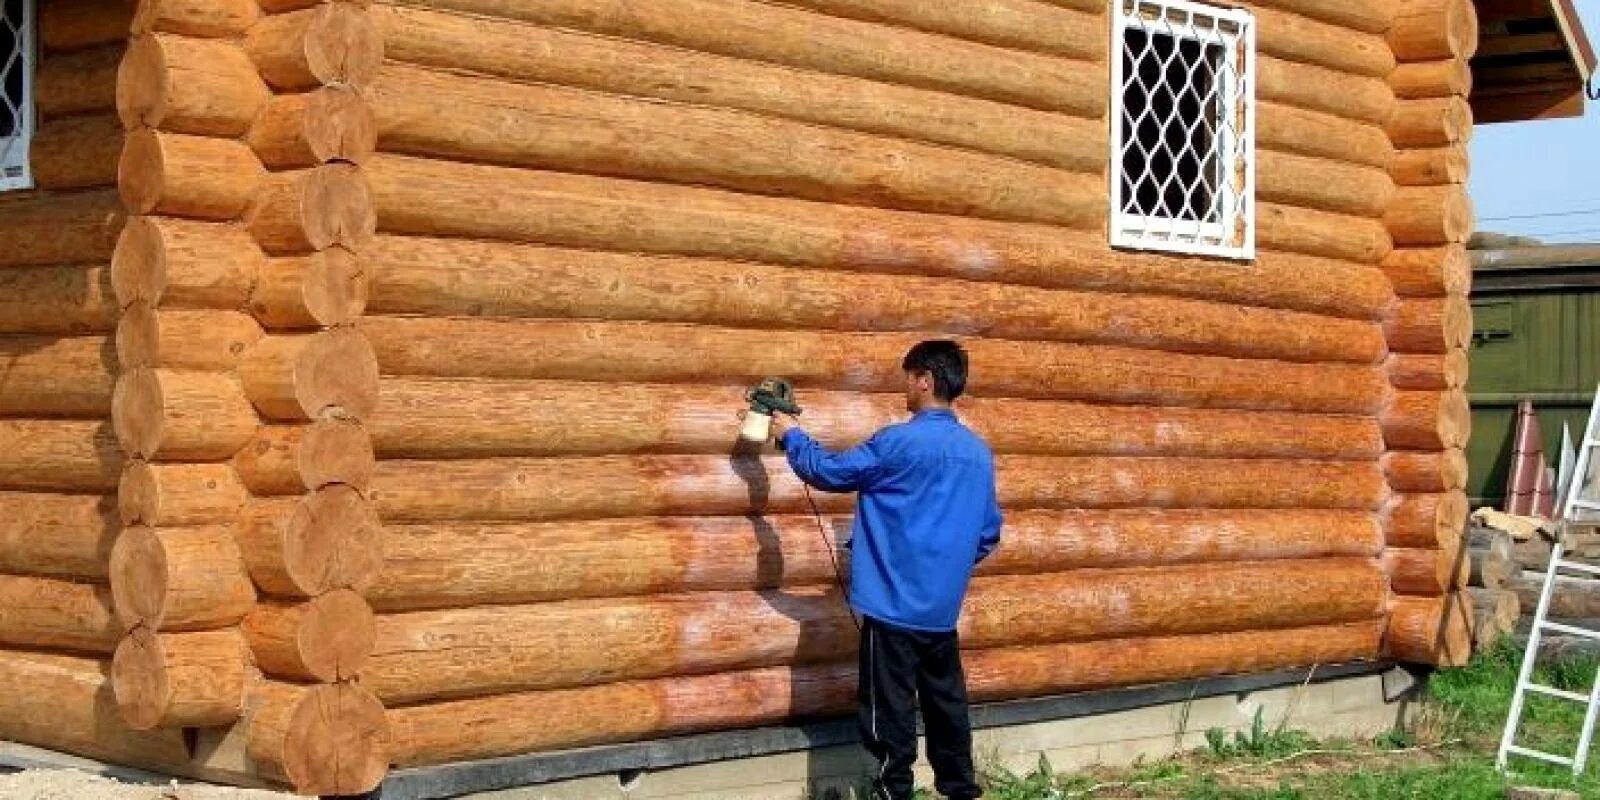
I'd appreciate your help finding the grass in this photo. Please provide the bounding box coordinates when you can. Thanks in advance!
[939,640,1600,800]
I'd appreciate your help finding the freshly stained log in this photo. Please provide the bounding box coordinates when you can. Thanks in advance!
[370,509,1383,611]
[118,461,248,526]
[1386,186,1474,246]
[0,265,117,335]
[0,189,124,268]
[111,627,247,729]
[1256,56,1394,126]
[230,419,375,496]
[0,650,189,769]
[40,0,136,53]
[1387,592,1472,666]
[247,87,377,168]
[29,114,124,190]
[760,0,1102,61]
[238,328,380,421]
[386,620,1384,766]
[1387,350,1470,391]
[244,3,383,91]
[365,155,1393,321]
[1383,449,1470,493]
[246,681,389,796]
[1390,147,1470,187]
[364,558,1383,703]
[0,493,118,580]
[373,379,1382,460]
[36,45,122,118]
[0,420,122,493]
[131,0,260,38]
[1256,151,1394,219]
[371,66,1103,229]
[111,216,263,309]
[116,305,263,371]
[1383,246,1471,297]
[250,249,368,329]
[1384,492,1468,548]
[116,33,269,136]
[248,165,376,254]
[1390,60,1473,100]
[1255,203,1392,264]
[361,317,1388,415]
[112,368,257,461]
[1387,97,1474,149]
[1257,103,1391,171]
[1467,542,1515,590]
[1382,390,1471,450]
[233,485,383,597]
[110,525,256,632]
[0,575,119,653]
[243,590,374,681]
[1509,574,1600,620]
[0,335,116,418]
[1389,0,1478,62]
[374,4,1105,174]
[1385,546,1468,595]
[117,129,265,219]
[370,455,1385,523]
[1386,295,1474,353]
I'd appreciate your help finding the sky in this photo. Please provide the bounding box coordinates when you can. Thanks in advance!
[1468,0,1600,242]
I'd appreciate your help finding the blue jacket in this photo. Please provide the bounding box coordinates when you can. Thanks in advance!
[781,408,1002,632]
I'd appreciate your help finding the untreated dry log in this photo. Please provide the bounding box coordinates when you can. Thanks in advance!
[112,368,257,461]
[0,265,118,335]
[0,493,118,581]
[244,3,383,90]
[111,216,263,309]
[369,455,1385,524]
[116,33,268,136]
[1386,185,1474,246]
[369,509,1383,611]
[247,86,377,169]
[1508,574,1600,620]
[0,335,116,418]
[243,590,374,681]
[1384,492,1468,548]
[1382,390,1471,450]
[1256,150,1394,219]
[112,626,248,730]
[1383,449,1469,493]
[110,525,255,632]
[1383,245,1471,297]
[1468,541,1516,590]
[0,574,119,653]
[364,558,1383,703]
[117,129,265,219]
[1257,56,1394,126]
[131,0,260,38]
[239,328,379,421]
[1390,147,1469,187]
[0,650,190,769]
[248,165,375,254]
[1387,97,1474,148]
[233,485,383,597]
[1386,295,1473,354]
[40,0,136,53]
[29,114,125,190]
[1257,103,1391,171]
[250,249,367,329]
[1390,60,1473,100]
[118,461,248,526]
[0,189,124,268]
[36,45,122,119]
[1387,350,1469,391]
[1389,0,1479,62]
[1468,587,1518,648]
[1385,546,1468,595]
[1386,591,1472,666]
[1255,203,1392,264]
[372,379,1382,460]
[230,419,374,496]
[360,317,1389,415]
[246,681,389,796]
[116,305,263,371]
[0,420,122,493]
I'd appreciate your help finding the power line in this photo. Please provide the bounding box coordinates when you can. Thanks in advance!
[1480,206,1600,222]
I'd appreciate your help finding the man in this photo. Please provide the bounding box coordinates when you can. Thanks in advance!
[772,340,1002,800]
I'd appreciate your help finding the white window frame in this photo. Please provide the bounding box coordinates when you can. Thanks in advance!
[1,0,35,192]
[1109,0,1256,260]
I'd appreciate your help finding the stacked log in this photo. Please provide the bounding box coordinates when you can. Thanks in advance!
[1462,525,1520,649]
[1377,0,1478,669]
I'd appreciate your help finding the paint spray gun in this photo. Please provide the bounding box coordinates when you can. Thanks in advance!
[738,377,802,444]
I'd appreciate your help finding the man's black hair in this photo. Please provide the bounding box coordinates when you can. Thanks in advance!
[902,340,968,402]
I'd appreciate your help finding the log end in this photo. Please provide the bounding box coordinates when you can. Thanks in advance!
[306,85,377,165]
[116,128,166,216]
[110,216,163,308]
[111,626,170,730]
[299,326,380,421]
[109,526,168,630]
[301,589,376,680]
[306,163,377,252]
[115,35,169,131]
[253,682,390,795]
[117,459,159,526]
[111,368,163,460]
[306,3,384,88]
[299,417,376,491]
[287,484,384,594]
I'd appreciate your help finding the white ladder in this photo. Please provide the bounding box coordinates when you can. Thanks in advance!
[1498,385,1600,774]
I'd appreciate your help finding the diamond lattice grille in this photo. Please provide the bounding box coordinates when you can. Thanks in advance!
[1,0,32,191]
[1111,0,1253,259]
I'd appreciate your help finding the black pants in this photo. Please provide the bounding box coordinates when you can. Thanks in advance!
[857,616,981,800]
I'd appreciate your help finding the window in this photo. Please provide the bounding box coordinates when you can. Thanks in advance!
[1,0,33,191]
[1110,0,1254,259]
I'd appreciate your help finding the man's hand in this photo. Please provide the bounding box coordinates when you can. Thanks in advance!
[770,412,800,442]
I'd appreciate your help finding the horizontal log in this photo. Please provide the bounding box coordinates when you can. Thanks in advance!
[0,420,122,493]
[1255,203,1392,265]
[368,455,1386,523]
[131,0,260,38]
[118,461,248,526]
[111,216,263,309]
[1256,150,1394,219]
[385,620,1383,766]
[29,114,124,191]
[230,419,374,496]
[40,0,136,53]
[112,368,257,461]
[1389,0,1478,62]
[1386,295,1473,354]
[371,65,1103,230]
[1382,390,1472,450]
[1390,60,1473,100]
[250,249,368,329]
[1390,146,1469,187]
[1386,591,1471,666]
[365,155,1394,321]
[1383,246,1471,297]
[117,305,263,371]
[0,189,124,268]
[374,4,1105,175]
[1512,537,1552,571]
[367,237,1384,365]
[360,317,1389,415]
[0,335,116,418]
[372,379,1382,460]
[1386,185,1473,246]
[1384,492,1467,548]
[1257,103,1391,171]
[1387,97,1473,149]
[790,0,1107,61]
[239,328,380,421]
[1246,0,1392,34]
[247,86,377,169]
[36,45,122,119]
[247,165,376,254]
[1383,449,1469,493]
[1467,586,1518,633]
[0,650,189,769]
[1385,546,1468,595]
[0,574,119,653]
[245,681,389,795]
[1249,5,1394,77]
[111,626,248,730]
[117,33,269,136]
[1468,543,1516,590]
[0,265,117,335]
[1257,56,1394,127]
[364,558,1383,703]
[234,485,384,597]
[369,509,1383,611]
[1387,350,1469,391]
[243,590,374,682]
[244,3,383,90]
[1509,574,1600,619]
[0,492,117,580]
[110,525,256,632]
[117,129,265,220]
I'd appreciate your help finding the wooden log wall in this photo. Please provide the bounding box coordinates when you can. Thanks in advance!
[1377,0,1478,669]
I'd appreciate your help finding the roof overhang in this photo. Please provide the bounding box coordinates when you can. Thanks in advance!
[1472,0,1597,123]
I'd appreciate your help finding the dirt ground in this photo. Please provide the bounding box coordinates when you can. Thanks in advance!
[0,770,296,800]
